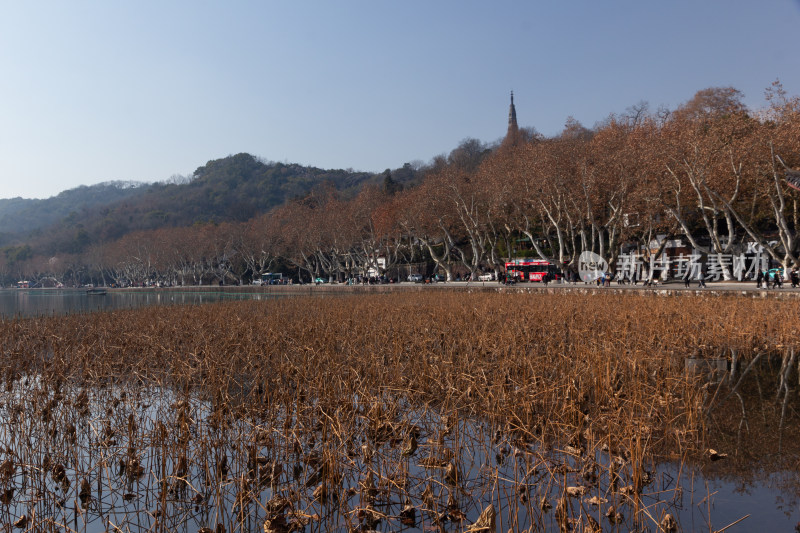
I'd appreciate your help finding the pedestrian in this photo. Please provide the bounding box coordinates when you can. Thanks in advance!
[791,269,799,288]
[756,269,763,289]
[774,270,783,289]
[632,271,637,285]
[683,270,691,288]
[698,267,707,288]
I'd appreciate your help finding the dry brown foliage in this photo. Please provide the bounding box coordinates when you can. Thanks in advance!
[0,291,796,532]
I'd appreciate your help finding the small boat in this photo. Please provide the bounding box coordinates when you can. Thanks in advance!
[86,288,108,295]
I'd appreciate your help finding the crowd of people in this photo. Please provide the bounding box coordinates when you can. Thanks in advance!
[754,268,800,289]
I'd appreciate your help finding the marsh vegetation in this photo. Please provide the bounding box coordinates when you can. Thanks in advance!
[0,291,797,532]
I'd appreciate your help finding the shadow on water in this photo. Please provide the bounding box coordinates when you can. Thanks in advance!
[0,353,796,532]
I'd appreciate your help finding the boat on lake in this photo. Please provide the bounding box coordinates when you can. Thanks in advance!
[86,288,108,295]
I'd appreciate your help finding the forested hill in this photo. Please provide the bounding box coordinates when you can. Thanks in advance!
[187,153,382,221]
[1,153,420,254]
[0,182,145,240]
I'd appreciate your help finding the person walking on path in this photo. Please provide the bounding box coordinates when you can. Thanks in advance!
[683,270,691,288]
[756,269,763,289]
[791,269,799,288]
[698,266,707,288]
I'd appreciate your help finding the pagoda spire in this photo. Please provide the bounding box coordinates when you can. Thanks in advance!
[505,91,519,146]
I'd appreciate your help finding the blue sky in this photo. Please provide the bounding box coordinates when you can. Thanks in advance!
[1,1,799,199]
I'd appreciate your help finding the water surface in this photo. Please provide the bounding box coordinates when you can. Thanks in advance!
[0,288,279,318]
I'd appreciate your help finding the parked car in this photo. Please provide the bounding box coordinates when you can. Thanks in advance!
[768,267,784,278]
[478,272,496,281]
[407,274,423,283]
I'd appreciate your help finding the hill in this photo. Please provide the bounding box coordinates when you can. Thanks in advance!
[3,153,421,255]
[0,182,145,246]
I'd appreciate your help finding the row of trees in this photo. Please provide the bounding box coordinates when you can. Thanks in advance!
[3,84,800,287]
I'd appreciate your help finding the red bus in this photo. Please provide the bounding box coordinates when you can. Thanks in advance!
[505,259,562,282]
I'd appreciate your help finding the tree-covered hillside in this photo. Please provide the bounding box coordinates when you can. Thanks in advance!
[2,153,422,255]
[0,182,145,244]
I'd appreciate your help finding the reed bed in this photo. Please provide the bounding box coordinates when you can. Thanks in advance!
[0,291,797,532]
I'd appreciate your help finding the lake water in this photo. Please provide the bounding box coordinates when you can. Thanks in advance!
[0,372,796,533]
[0,288,279,318]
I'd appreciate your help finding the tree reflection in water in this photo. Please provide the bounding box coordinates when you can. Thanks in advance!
[687,350,800,529]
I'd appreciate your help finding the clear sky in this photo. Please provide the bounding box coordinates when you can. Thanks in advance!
[1,1,799,200]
